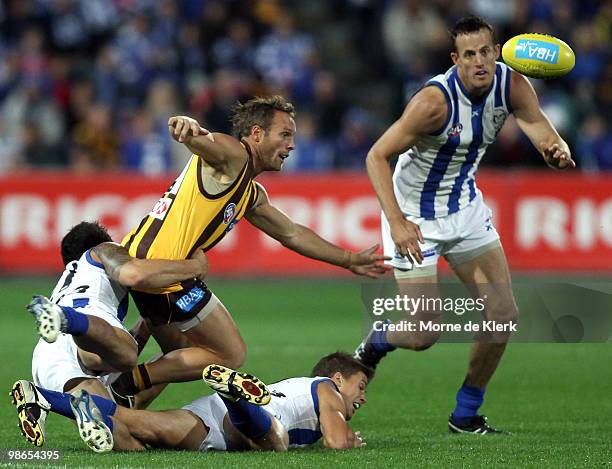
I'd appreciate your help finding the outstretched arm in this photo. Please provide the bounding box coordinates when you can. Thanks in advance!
[92,243,208,289]
[318,382,365,449]
[246,185,390,278]
[167,115,247,175]
[510,72,575,170]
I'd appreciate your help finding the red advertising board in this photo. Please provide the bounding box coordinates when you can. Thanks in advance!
[1,171,611,274]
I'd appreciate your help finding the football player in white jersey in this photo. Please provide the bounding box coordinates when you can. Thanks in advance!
[354,15,574,434]
[12,352,370,452]
[19,221,208,446]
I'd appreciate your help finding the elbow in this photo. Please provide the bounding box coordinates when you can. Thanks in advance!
[365,151,377,167]
[366,150,387,171]
[277,232,299,251]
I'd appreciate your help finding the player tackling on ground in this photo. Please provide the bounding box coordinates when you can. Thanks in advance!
[21,222,209,445]
[12,352,369,452]
[354,15,574,434]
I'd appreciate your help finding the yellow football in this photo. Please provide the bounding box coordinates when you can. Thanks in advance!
[502,33,575,79]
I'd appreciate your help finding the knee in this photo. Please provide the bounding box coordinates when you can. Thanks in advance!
[411,333,440,351]
[266,418,289,451]
[115,348,138,373]
[412,340,437,351]
[221,339,247,369]
[394,331,440,351]
[488,301,519,324]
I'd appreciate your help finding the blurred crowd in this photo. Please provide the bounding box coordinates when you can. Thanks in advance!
[0,0,609,174]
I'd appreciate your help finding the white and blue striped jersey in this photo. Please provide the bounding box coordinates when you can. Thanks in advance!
[266,376,333,448]
[393,62,513,219]
[49,245,128,323]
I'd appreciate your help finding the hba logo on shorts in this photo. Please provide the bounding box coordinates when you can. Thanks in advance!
[176,287,205,313]
[422,248,437,258]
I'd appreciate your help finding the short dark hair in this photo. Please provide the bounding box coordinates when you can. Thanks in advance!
[311,351,374,381]
[230,95,295,139]
[61,221,112,265]
[449,15,495,51]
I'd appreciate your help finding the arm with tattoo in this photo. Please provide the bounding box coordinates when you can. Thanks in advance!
[91,243,208,289]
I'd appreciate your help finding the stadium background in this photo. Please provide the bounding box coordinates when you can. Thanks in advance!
[0,0,610,467]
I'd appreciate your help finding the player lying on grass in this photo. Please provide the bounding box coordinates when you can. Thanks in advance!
[23,221,208,445]
[11,352,370,452]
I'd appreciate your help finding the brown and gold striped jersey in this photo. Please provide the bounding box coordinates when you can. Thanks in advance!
[122,144,259,293]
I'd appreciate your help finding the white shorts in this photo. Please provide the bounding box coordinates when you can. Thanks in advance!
[31,306,129,392]
[382,194,500,275]
[182,394,228,451]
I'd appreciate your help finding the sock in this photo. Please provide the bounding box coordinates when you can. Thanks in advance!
[132,364,153,393]
[221,397,272,440]
[35,386,116,431]
[35,387,74,418]
[370,322,397,354]
[451,383,485,422]
[90,395,116,432]
[60,306,89,336]
[114,363,151,395]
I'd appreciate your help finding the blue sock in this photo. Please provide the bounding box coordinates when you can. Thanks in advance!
[451,383,485,422]
[370,324,397,354]
[35,387,74,419]
[90,395,117,432]
[221,397,272,440]
[60,306,89,335]
[35,387,116,431]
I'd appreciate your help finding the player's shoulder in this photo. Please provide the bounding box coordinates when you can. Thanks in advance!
[213,132,250,164]
[413,84,448,112]
[247,181,269,211]
[402,85,448,133]
[313,378,342,408]
[508,69,537,111]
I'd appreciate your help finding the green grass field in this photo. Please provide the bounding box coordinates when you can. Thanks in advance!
[1,277,611,468]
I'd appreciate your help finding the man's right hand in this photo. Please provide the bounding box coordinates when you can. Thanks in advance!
[349,430,366,448]
[190,248,209,280]
[390,218,424,264]
[168,116,209,143]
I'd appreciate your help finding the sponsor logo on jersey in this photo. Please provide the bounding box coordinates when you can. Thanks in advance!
[149,197,173,220]
[447,123,463,138]
[515,39,559,64]
[176,287,205,313]
[223,203,237,225]
[226,219,239,232]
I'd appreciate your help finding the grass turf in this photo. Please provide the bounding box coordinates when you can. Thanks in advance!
[0,277,611,468]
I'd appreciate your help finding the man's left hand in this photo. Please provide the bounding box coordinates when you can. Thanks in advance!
[542,142,575,170]
[346,244,391,279]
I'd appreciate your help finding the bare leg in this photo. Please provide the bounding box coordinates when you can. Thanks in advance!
[62,378,145,450]
[387,275,443,351]
[143,302,246,384]
[247,417,289,451]
[115,407,206,450]
[134,384,168,410]
[223,415,289,452]
[451,246,518,389]
[74,318,137,373]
